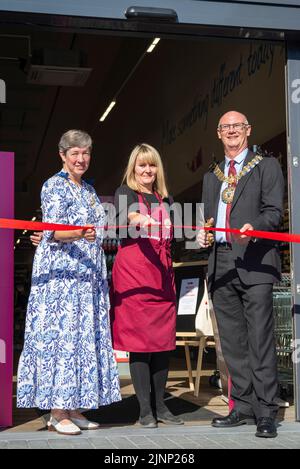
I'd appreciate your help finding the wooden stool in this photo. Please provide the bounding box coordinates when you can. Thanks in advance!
[175,332,214,397]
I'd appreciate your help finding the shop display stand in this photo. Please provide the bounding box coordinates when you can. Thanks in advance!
[173,260,216,396]
[175,332,215,397]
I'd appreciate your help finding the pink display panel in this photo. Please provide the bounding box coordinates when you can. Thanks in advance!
[0,152,14,427]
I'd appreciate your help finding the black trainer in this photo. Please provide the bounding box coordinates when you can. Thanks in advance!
[156,409,184,425]
[139,414,158,428]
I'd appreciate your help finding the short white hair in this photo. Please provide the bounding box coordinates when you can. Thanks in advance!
[58,130,92,153]
[217,111,249,128]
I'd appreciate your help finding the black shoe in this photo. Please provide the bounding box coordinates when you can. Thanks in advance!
[139,414,158,428]
[255,417,277,438]
[156,409,184,425]
[212,409,256,428]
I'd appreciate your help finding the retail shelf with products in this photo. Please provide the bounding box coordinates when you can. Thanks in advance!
[102,237,119,284]
[173,260,208,268]
[14,262,32,352]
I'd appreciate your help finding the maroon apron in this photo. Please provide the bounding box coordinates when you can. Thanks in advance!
[111,192,177,352]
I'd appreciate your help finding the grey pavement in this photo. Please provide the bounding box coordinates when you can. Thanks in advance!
[1,422,300,449]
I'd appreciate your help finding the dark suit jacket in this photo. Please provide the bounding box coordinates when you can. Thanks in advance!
[202,150,285,288]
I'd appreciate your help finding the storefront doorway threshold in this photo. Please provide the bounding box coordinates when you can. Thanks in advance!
[5,369,294,434]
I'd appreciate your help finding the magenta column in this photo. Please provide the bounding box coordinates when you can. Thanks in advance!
[0,152,14,427]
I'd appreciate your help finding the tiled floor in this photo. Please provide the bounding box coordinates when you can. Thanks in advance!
[2,359,295,450]
[1,422,300,449]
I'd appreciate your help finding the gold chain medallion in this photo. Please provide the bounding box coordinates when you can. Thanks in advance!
[214,155,263,204]
[221,186,235,204]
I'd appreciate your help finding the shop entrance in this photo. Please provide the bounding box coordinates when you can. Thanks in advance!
[0,14,295,429]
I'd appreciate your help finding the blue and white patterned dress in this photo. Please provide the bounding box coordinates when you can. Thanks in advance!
[17,171,121,410]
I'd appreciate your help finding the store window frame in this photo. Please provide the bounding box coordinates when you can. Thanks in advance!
[0,7,299,423]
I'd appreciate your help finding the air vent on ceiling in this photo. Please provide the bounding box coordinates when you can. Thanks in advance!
[27,64,92,86]
[26,48,92,86]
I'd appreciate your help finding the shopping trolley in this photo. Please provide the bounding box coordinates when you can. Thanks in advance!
[273,273,293,397]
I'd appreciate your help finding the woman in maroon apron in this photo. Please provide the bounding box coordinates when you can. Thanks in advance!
[111,143,183,428]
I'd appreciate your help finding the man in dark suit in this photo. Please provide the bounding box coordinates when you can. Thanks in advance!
[198,110,284,438]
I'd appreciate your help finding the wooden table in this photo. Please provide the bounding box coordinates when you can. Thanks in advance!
[176,332,215,397]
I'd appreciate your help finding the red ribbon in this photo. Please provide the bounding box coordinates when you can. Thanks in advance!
[0,218,297,243]
[0,218,87,232]
[209,227,299,243]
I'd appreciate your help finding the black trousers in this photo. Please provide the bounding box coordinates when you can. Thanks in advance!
[211,247,278,419]
[129,351,170,418]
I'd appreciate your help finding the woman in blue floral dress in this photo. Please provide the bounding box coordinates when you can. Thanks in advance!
[17,130,121,435]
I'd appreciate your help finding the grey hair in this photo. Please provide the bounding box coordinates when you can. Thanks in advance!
[58,130,92,154]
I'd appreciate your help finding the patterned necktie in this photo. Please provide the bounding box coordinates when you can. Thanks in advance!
[225,160,236,243]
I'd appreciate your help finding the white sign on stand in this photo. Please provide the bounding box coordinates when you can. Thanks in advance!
[177,278,199,316]
[114,350,130,378]
[114,350,129,363]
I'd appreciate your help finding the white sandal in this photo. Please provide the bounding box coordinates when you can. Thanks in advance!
[47,416,81,435]
[70,417,100,430]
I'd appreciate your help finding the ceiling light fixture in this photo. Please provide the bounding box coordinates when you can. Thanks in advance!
[99,101,116,122]
[99,38,161,123]
[147,38,160,53]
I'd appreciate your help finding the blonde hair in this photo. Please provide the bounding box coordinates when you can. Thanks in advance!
[122,143,169,198]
